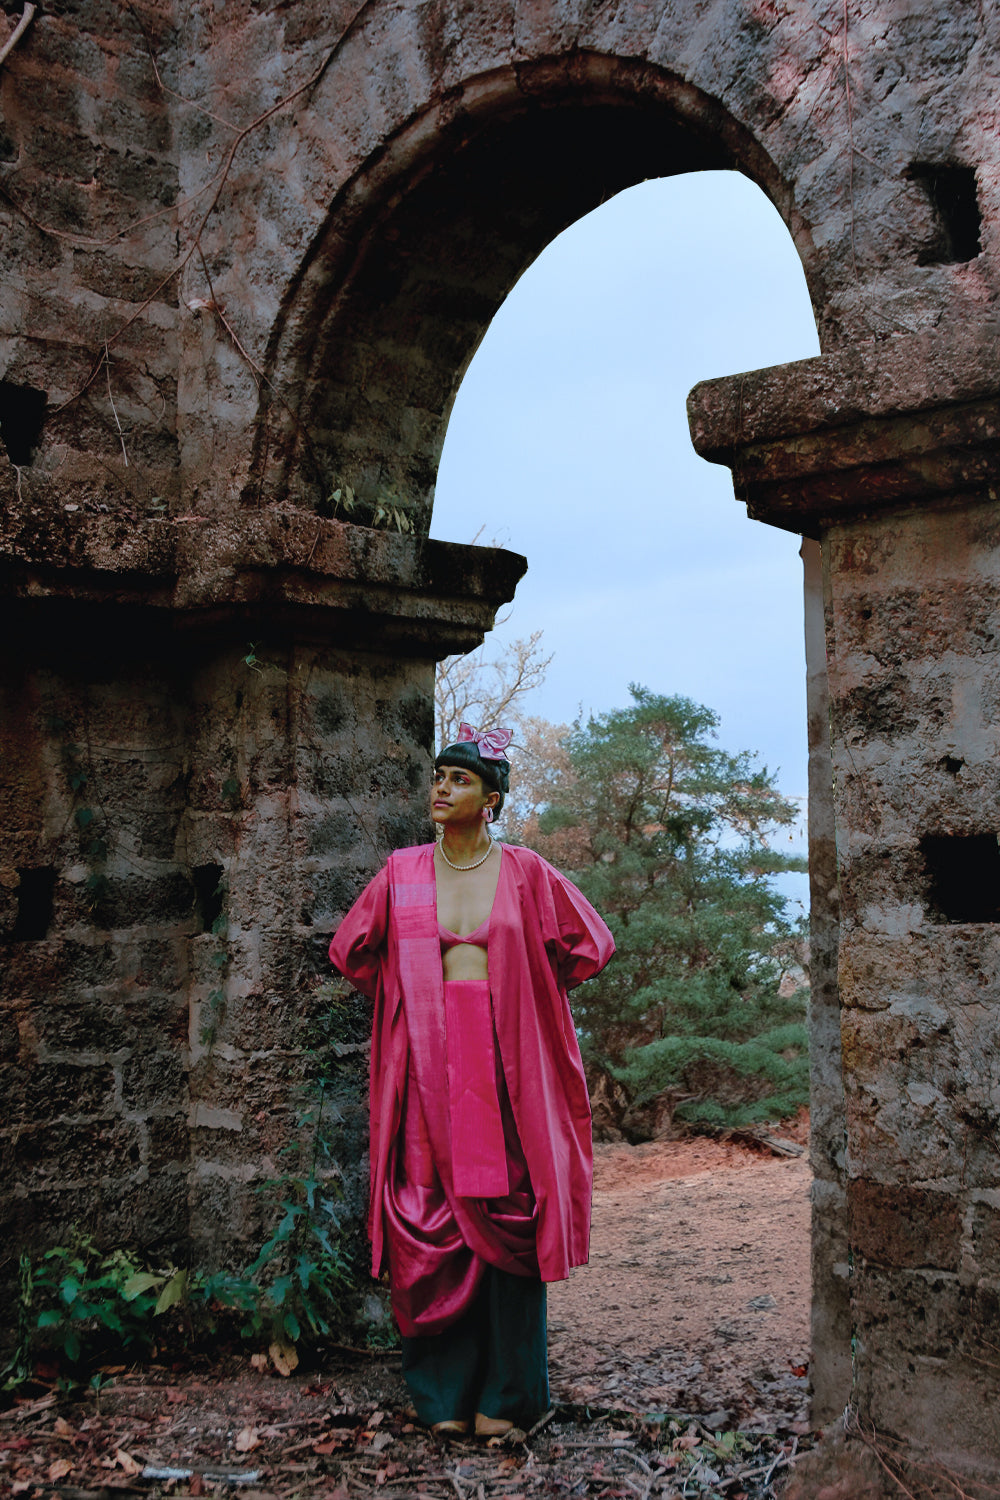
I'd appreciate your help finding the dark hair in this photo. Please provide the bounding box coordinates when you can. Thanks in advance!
[434,741,510,817]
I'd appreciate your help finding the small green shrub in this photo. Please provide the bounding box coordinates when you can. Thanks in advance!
[4,1082,366,1390]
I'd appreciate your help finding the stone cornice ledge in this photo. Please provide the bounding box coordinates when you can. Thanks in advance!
[0,498,526,658]
[687,324,1000,536]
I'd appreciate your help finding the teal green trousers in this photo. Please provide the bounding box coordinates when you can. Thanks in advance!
[400,1266,549,1427]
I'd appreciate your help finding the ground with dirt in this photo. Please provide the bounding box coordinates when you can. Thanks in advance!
[549,1135,812,1428]
[0,1136,814,1499]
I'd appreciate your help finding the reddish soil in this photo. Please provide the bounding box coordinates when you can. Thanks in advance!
[549,1133,812,1427]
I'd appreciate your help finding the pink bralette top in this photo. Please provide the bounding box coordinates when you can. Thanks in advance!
[438,914,491,951]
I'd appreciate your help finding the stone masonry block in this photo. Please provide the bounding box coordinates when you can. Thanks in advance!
[968,1200,1000,1278]
[187,1172,270,1270]
[12,1119,142,1185]
[24,1061,117,1119]
[121,1051,188,1113]
[146,1114,190,1172]
[849,1179,962,1271]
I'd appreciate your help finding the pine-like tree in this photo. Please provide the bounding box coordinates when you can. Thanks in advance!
[526,686,808,1133]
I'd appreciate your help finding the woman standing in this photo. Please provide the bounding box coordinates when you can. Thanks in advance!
[329,724,614,1436]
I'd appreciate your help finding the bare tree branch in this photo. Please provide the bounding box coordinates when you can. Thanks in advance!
[435,630,553,748]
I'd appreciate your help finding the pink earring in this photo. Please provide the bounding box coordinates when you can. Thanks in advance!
[483,807,494,822]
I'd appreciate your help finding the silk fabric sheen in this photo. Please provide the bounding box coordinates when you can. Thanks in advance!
[329,843,615,1336]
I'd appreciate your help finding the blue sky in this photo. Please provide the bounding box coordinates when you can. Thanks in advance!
[430,170,821,907]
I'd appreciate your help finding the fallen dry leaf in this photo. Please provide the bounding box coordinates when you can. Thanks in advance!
[313,1432,353,1456]
[235,1426,261,1453]
[115,1448,143,1476]
[47,1458,73,1482]
[53,1417,75,1439]
[269,1341,299,1377]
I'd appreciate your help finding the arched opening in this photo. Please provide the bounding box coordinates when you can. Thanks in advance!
[432,169,819,806]
[255,55,824,519]
[430,169,821,1424]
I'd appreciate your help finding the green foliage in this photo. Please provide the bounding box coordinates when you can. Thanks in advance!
[5,1081,364,1388]
[9,1235,163,1375]
[614,1028,809,1128]
[529,686,809,1129]
[321,480,420,534]
[243,1078,357,1347]
[243,642,264,676]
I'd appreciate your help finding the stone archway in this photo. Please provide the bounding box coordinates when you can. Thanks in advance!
[252,45,850,1424]
[252,53,823,523]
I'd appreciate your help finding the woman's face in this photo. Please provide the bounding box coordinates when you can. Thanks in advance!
[431,762,497,828]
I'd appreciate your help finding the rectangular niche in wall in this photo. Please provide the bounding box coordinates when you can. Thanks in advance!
[907,163,982,264]
[11,866,56,941]
[193,863,225,933]
[0,380,47,465]
[921,834,1000,923]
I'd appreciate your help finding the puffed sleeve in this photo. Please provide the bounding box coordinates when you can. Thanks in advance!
[328,865,391,1000]
[547,867,616,990]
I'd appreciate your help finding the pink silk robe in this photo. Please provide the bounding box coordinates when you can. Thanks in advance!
[328,842,615,1335]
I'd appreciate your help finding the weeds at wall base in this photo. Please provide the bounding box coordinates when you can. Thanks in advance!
[1,1071,389,1399]
[1,1221,386,1402]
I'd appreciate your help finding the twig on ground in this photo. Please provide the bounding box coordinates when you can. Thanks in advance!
[763,1433,797,1484]
[527,1407,557,1439]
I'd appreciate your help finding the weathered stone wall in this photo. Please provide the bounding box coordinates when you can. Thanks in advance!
[0,0,180,514]
[800,538,850,1425]
[2,646,193,1265]
[826,498,1000,1467]
[691,328,1000,1486]
[0,626,446,1274]
[9,3,1000,526]
[0,491,525,1304]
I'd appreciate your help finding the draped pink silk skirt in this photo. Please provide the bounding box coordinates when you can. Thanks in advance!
[383,980,539,1337]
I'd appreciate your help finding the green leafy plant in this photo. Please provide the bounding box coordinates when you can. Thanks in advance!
[243,642,264,676]
[323,481,419,534]
[6,1071,364,1388]
[1,1256,36,1392]
[245,1078,356,1351]
[28,1235,162,1367]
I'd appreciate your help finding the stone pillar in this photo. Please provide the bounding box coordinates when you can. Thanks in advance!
[689,325,1000,1487]
[801,536,851,1424]
[0,491,524,1304]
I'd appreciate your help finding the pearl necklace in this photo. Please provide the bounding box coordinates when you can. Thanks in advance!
[437,837,495,871]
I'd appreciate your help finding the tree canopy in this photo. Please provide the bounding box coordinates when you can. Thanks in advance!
[523,686,808,1133]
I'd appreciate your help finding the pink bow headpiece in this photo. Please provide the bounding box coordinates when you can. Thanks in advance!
[457,722,512,761]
